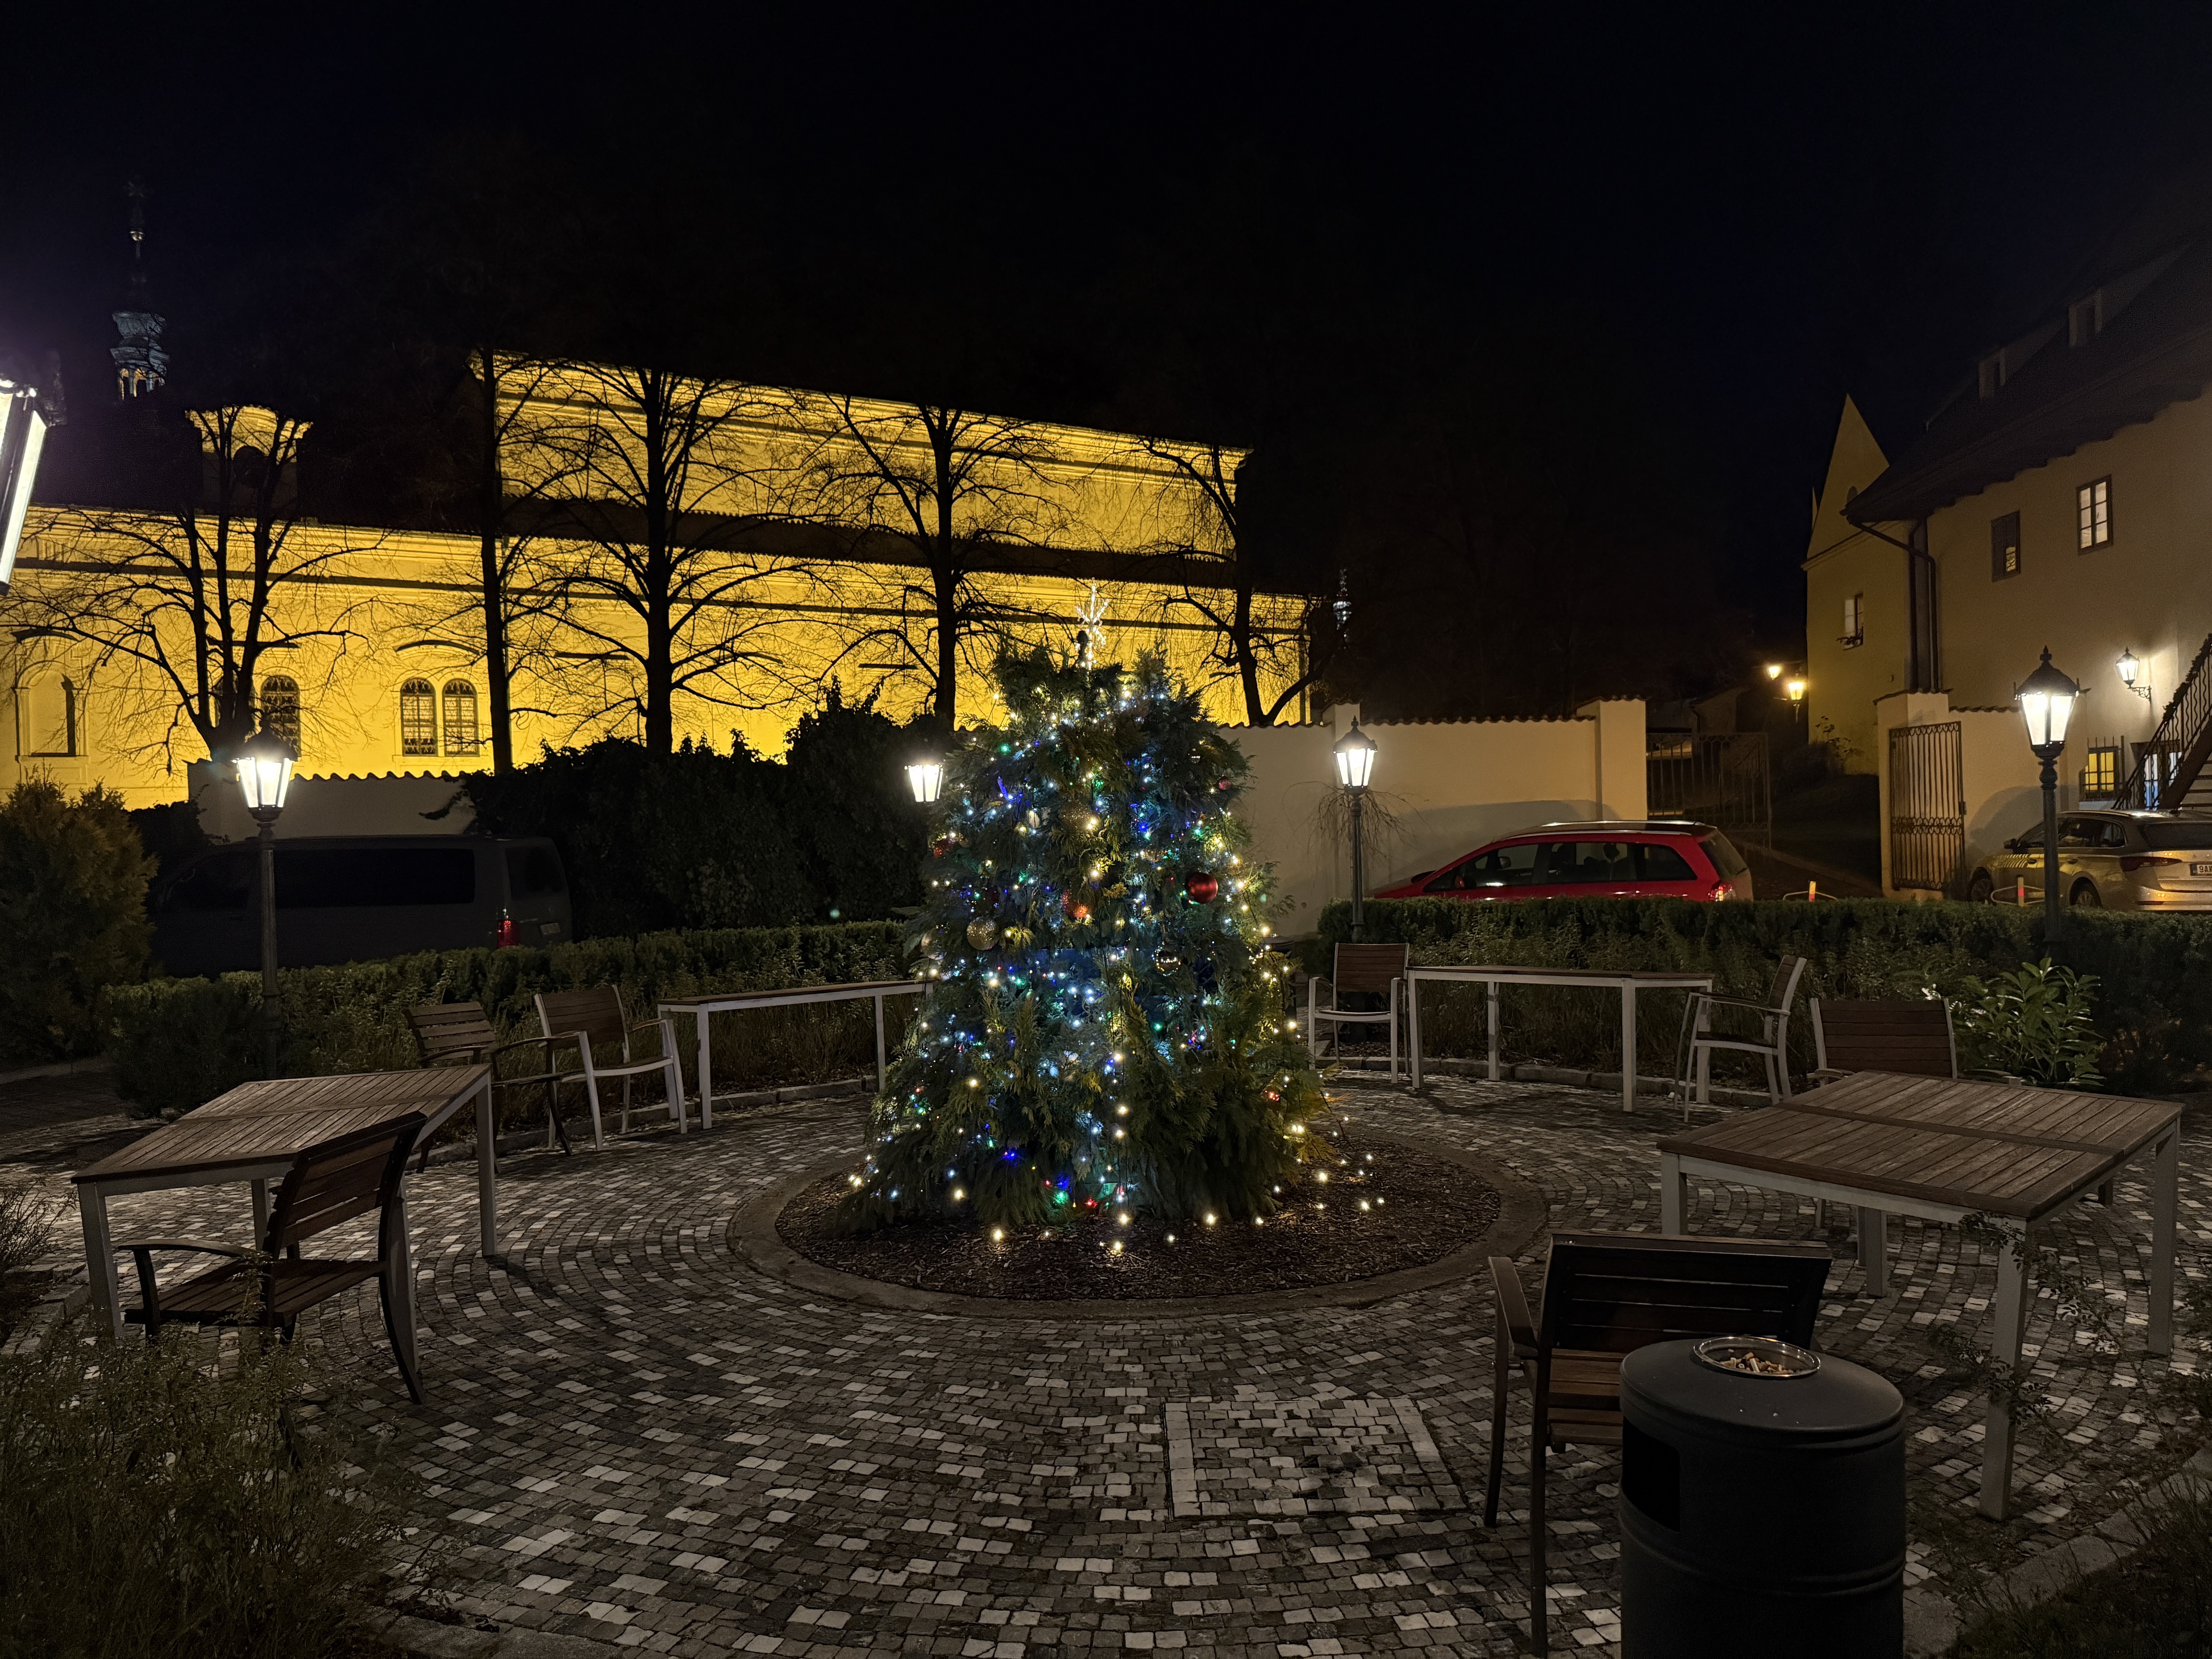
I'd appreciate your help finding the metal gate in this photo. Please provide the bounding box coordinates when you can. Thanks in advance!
[1888,721,1964,893]
[1645,733,1771,848]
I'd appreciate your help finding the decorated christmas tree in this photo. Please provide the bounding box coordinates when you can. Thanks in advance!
[841,645,1328,1233]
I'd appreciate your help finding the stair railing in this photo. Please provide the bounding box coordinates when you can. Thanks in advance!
[2115,631,2212,808]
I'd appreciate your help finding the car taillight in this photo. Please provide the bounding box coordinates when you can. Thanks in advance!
[2122,855,2182,872]
[1709,882,1732,901]
[495,917,520,948]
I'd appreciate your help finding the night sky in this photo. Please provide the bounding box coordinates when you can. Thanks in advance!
[7,4,2211,671]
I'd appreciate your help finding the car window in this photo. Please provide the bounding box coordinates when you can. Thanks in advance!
[1698,833,1749,879]
[1637,842,1697,882]
[2100,821,2127,849]
[2058,817,2098,850]
[1539,841,1638,884]
[275,848,477,908]
[2011,823,2044,850]
[507,845,566,897]
[158,846,255,913]
[1429,842,1543,891]
[2136,821,2212,850]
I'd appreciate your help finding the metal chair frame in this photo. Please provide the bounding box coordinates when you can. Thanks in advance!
[534,986,687,1148]
[1305,943,1409,1081]
[1675,954,1807,1111]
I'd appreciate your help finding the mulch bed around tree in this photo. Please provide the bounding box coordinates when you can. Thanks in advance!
[775,1133,1501,1301]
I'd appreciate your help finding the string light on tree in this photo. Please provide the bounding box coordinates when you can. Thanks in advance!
[840,640,1328,1237]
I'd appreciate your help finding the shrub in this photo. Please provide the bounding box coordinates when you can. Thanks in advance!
[0,780,155,1066]
[101,919,912,1117]
[0,1325,418,1658]
[1953,958,2105,1087]
[1311,897,2212,1092]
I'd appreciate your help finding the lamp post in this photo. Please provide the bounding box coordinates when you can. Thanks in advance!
[906,756,944,805]
[1333,722,1378,941]
[0,377,51,596]
[236,723,296,1072]
[2015,647,2080,937]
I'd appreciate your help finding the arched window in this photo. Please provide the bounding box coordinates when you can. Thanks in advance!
[258,675,301,751]
[399,678,438,756]
[17,674,78,757]
[441,680,480,756]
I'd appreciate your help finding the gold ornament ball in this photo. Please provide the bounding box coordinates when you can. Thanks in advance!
[967,917,999,950]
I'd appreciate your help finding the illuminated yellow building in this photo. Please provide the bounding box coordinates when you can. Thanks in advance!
[5,367,1312,807]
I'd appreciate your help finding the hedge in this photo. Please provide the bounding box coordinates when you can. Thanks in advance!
[1310,897,2212,1095]
[99,921,910,1118]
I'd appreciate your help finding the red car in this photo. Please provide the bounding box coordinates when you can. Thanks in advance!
[1374,820,1755,903]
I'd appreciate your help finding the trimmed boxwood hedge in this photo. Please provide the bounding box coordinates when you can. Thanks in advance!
[99,921,910,1118]
[1309,897,2212,1095]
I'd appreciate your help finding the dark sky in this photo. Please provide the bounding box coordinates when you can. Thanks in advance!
[8,3,2212,645]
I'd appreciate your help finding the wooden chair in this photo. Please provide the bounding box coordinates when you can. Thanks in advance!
[534,986,687,1148]
[1305,943,1409,1081]
[408,999,574,1154]
[1487,1231,1832,1654]
[1809,996,1958,1082]
[112,1115,429,1403]
[1676,953,1807,1111]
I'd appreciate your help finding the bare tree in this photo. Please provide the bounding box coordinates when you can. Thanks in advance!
[16,405,372,766]
[1129,438,1320,726]
[790,396,1067,727]
[527,361,806,752]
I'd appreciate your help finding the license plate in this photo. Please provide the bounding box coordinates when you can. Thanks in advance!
[2193,864,2212,876]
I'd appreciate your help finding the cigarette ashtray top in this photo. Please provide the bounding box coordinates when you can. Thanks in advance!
[1692,1335,1822,1379]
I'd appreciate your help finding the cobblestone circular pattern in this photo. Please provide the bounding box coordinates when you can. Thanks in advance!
[761,1131,1521,1313]
[52,1077,2212,1657]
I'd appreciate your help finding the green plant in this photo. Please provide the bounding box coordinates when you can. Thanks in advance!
[1948,1485,2212,1654]
[0,1181,60,1340]
[0,780,155,1065]
[1953,957,2105,1087]
[0,1323,421,1658]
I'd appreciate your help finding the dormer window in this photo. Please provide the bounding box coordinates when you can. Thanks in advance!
[2069,292,2104,347]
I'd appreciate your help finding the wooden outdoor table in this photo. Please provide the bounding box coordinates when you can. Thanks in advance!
[1657,1071,2181,1519]
[659,980,927,1128]
[1405,965,1714,1112]
[72,1065,497,1344]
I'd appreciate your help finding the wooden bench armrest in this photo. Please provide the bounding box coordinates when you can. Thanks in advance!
[1489,1256,1539,1355]
[110,1237,252,1259]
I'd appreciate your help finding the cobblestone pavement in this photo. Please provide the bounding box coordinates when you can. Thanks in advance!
[15,1078,2212,1656]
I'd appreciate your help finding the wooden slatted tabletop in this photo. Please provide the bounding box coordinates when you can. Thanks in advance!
[1785,1070,2178,1158]
[1656,1104,2118,1220]
[74,1066,490,1186]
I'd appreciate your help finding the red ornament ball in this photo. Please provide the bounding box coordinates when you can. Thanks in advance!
[1061,891,1091,922]
[931,836,956,858]
[1184,871,1220,903]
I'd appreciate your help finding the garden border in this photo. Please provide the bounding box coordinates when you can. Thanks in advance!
[728,1129,1548,1318]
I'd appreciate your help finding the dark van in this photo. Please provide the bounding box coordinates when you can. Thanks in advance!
[152,835,572,976]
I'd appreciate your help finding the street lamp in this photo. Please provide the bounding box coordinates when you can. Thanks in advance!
[2015,647,2080,936]
[1332,722,1378,942]
[1784,675,1807,711]
[0,378,51,596]
[906,756,944,804]
[236,723,296,1072]
[2117,647,2153,704]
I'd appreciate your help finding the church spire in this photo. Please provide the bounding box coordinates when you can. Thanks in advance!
[111,177,169,398]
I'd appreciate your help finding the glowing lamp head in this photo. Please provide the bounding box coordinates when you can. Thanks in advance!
[1332,721,1377,791]
[1784,677,1807,704]
[235,723,297,819]
[906,757,944,804]
[0,381,51,597]
[1764,662,1784,680]
[2016,647,2080,758]
[2117,647,2141,688]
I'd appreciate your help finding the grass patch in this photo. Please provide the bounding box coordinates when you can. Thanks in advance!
[0,1320,424,1658]
[1951,1486,2212,1655]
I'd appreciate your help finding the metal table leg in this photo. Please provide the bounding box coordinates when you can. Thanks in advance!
[875,993,888,1092]
[1407,975,1424,1092]
[78,1185,123,1342]
[2152,1127,2179,1356]
[697,1010,715,1132]
[1659,1152,1687,1233]
[1620,982,1637,1113]
[1487,981,1502,1082]
[474,1073,500,1259]
[1979,1226,2030,1520]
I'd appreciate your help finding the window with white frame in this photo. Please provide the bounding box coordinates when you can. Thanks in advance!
[1841,593,1864,647]
[2077,477,2111,549]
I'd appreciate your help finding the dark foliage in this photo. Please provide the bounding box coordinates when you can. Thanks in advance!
[0,782,155,1065]
[459,690,929,938]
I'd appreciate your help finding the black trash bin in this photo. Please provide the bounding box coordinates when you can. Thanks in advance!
[1619,1336,1905,1656]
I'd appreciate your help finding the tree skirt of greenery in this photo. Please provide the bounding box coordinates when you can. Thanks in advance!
[781,1131,1499,1301]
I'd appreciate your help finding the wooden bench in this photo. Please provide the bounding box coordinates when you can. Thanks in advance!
[112,1115,430,1402]
[1487,1231,1831,1654]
